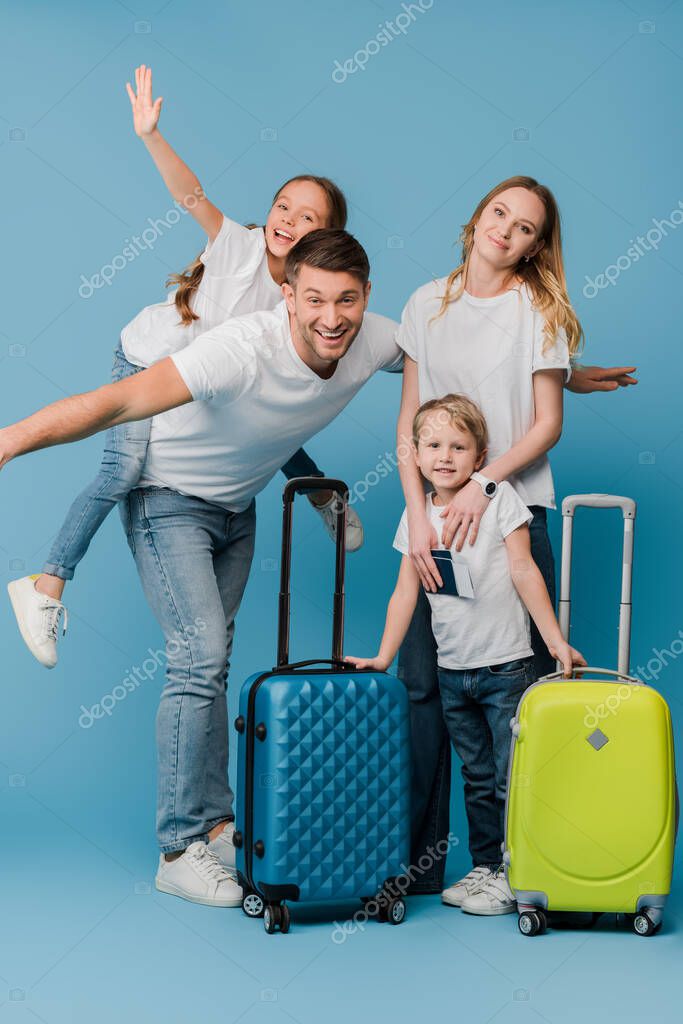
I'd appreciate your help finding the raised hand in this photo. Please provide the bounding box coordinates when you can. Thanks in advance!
[125,64,163,138]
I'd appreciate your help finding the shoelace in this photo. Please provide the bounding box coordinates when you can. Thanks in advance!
[44,602,68,642]
[187,844,233,883]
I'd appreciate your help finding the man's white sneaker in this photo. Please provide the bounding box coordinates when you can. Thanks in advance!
[441,866,494,908]
[207,821,236,871]
[7,575,68,669]
[313,495,364,552]
[155,841,242,907]
[460,867,517,916]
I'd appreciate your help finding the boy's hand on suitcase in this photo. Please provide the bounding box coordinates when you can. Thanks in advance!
[344,655,388,672]
[549,639,587,678]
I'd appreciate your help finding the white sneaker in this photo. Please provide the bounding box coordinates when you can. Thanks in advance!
[313,495,364,552]
[207,821,236,871]
[461,866,517,916]
[441,866,494,907]
[155,841,242,907]
[7,575,68,669]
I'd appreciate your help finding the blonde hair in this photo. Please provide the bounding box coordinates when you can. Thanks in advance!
[433,175,584,356]
[167,175,348,327]
[412,394,488,453]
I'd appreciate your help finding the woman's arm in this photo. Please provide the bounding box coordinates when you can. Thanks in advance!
[441,368,564,550]
[126,64,223,241]
[345,555,421,671]
[505,524,586,676]
[0,358,192,469]
[396,356,442,591]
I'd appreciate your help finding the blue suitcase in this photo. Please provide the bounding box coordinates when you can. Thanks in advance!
[233,477,411,934]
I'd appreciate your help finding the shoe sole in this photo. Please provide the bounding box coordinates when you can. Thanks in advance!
[461,903,517,916]
[7,581,56,669]
[155,878,242,907]
[441,894,466,907]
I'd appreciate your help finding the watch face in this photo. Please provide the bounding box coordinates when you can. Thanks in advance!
[485,481,497,496]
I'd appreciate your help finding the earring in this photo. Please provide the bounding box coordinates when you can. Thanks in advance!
[524,255,531,262]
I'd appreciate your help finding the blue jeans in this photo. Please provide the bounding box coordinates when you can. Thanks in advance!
[397,505,555,893]
[43,342,323,581]
[438,657,534,868]
[120,486,256,853]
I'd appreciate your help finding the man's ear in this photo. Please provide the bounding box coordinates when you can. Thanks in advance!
[363,280,371,310]
[282,281,296,316]
[475,448,488,471]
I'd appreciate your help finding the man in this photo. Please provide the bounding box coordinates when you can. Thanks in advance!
[0,228,636,906]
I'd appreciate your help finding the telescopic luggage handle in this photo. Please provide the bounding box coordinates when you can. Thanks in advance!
[277,477,349,668]
[558,494,636,676]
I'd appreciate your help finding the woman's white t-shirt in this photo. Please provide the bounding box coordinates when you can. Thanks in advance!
[393,483,534,670]
[120,215,282,368]
[396,279,571,509]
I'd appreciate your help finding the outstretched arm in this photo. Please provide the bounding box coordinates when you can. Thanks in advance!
[0,358,191,470]
[566,364,638,394]
[126,64,223,241]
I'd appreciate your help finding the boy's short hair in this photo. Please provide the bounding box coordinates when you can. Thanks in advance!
[412,393,488,453]
[285,228,370,287]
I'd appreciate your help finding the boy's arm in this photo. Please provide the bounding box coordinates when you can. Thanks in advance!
[345,555,421,671]
[505,524,586,676]
[126,64,223,241]
[0,358,192,469]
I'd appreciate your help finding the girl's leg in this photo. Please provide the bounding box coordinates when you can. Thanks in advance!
[280,446,365,552]
[280,447,324,483]
[38,344,149,595]
[528,505,557,679]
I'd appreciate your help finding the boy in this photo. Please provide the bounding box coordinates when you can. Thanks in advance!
[346,394,585,915]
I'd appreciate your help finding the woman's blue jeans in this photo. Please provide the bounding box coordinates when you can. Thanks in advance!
[397,506,556,893]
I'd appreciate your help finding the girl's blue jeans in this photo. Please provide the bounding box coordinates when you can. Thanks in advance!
[42,342,323,580]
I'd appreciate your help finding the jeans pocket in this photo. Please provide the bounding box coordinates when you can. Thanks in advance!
[488,658,529,677]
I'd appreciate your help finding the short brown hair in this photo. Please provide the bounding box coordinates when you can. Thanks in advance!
[412,394,488,453]
[285,229,370,287]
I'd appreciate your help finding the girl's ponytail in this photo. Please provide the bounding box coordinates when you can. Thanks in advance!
[167,255,205,327]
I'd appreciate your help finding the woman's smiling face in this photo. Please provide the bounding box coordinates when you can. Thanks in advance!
[474,186,546,267]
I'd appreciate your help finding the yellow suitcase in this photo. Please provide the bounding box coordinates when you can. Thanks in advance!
[504,495,677,937]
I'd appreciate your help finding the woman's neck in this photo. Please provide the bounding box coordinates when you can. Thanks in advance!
[465,248,521,298]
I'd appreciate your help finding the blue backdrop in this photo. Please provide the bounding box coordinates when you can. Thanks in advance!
[2,1,682,1021]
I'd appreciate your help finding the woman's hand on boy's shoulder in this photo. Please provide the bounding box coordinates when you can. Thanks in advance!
[567,364,638,394]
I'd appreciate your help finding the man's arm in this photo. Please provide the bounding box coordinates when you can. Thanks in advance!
[0,357,192,469]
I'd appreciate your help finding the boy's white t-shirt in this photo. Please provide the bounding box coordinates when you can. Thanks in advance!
[393,482,534,670]
[396,280,571,509]
[137,302,402,511]
[120,215,282,368]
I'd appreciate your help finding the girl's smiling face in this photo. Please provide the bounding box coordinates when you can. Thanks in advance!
[473,186,546,267]
[265,180,331,257]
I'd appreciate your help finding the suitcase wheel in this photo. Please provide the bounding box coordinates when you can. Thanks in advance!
[518,910,547,937]
[633,912,661,937]
[263,902,290,934]
[242,892,265,918]
[386,898,406,925]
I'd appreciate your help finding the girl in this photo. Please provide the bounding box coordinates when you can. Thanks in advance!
[395,176,584,908]
[8,65,363,669]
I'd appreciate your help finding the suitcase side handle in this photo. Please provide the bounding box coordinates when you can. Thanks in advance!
[277,477,349,668]
[539,667,643,685]
[558,493,636,676]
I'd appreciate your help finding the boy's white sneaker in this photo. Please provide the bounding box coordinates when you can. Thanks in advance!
[460,867,517,916]
[441,866,494,907]
[7,575,68,669]
[207,821,236,871]
[313,495,364,552]
[155,841,242,907]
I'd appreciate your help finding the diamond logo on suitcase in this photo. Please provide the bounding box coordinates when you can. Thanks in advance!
[586,728,609,751]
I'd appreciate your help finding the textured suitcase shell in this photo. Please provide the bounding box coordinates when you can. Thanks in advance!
[504,678,676,914]
[236,667,411,903]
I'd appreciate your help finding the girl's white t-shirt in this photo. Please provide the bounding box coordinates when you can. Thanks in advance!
[120,215,282,368]
[393,483,534,670]
[396,279,571,509]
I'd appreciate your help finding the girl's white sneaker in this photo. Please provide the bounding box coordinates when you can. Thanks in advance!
[313,495,364,552]
[7,575,68,669]
[460,867,517,916]
[441,866,493,907]
[155,841,242,907]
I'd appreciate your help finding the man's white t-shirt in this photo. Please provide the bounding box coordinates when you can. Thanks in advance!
[396,280,571,509]
[120,215,282,368]
[393,483,534,670]
[137,302,402,510]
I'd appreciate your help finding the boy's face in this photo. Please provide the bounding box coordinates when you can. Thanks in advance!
[414,412,484,490]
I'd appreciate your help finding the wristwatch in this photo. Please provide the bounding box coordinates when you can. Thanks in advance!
[471,471,498,499]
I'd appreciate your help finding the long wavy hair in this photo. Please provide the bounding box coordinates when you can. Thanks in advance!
[433,175,583,356]
[167,175,348,326]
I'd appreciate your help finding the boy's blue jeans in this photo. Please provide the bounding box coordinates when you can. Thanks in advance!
[437,656,534,868]
[42,342,323,581]
[398,506,555,892]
